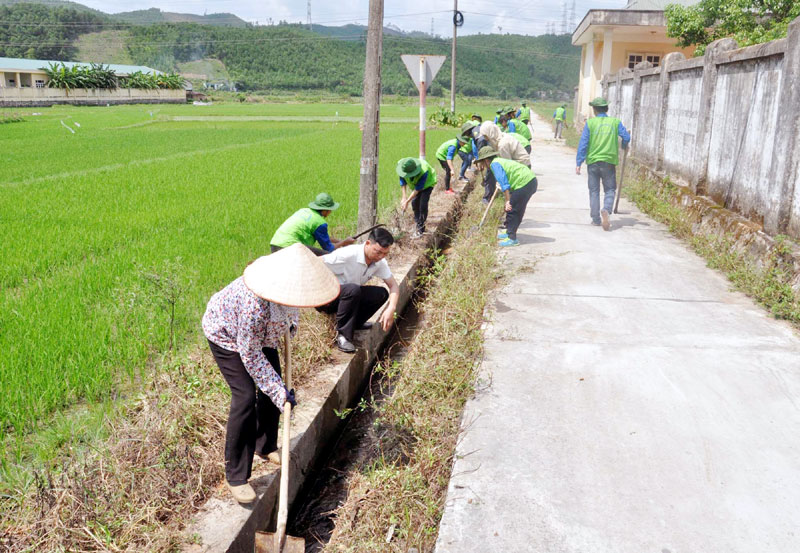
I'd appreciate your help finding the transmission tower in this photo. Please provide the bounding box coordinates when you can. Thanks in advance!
[431,18,435,37]
[569,0,576,30]
[307,0,312,30]
[560,2,568,34]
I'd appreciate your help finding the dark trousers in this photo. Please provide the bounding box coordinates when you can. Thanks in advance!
[270,243,327,256]
[317,283,389,341]
[438,159,452,190]
[505,178,538,240]
[458,151,473,178]
[525,145,532,154]
[208,340,281,485]
[411,186,433,233]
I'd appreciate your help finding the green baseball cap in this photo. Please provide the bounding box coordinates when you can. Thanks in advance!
[396,157,422,178]
[309,192,340,211]
[589,97,609,107]
[476,146,498,161]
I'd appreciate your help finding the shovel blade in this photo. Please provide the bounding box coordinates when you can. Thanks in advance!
[254,531,305,553]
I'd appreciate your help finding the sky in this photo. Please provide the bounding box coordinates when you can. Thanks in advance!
[76,0,627,37]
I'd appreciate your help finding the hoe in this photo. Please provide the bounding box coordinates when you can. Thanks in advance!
[254,328,304,553]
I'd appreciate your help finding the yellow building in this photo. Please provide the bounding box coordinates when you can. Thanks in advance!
[571,0,697,123]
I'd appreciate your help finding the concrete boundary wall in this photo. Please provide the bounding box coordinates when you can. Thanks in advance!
[0,87,186,106]
[182,183,473,553]
[601,16,800,238]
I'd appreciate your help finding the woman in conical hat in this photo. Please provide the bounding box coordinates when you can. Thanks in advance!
[201,244,339,503]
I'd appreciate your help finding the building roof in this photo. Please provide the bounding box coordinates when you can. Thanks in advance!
[572,9,669,45]
[625,0,698,8]
[0,57,161,75]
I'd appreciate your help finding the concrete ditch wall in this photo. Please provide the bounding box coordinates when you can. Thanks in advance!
[601,16,800,238]
[0,87,186,106]
[182,182,473,553]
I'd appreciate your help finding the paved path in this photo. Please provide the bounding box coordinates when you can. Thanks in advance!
[434,114,800,552]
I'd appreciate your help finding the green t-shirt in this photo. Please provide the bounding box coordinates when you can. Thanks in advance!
[586,116,621,165]
[490,158,537,191]
[508,132,530,148]
[519,106,531,120]
[509,119,531,140]
[400,159,437,191]
[436,138,460,161]
[270,207,327,248]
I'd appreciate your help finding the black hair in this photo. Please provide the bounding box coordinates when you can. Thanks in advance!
[369,226,394,247]
[593,105,609,114]
[498,115,508,125]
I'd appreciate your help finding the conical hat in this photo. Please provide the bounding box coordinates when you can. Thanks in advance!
[243,244,340,307]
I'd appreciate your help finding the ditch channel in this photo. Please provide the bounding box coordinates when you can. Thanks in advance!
[287,284,428,551]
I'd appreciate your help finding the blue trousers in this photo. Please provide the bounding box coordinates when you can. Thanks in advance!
[587,161,616,224]
[458,151,473,178]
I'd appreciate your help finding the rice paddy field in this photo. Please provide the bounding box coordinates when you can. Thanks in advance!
[0,100,490,472]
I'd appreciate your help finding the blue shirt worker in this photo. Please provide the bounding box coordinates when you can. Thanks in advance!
[474,146,538,247]
[576,97,631,231]
[270,193,354,255]
[516,102,532,124]
[397,157,437,239]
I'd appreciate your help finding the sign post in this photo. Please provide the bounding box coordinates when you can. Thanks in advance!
[401,54,446,160]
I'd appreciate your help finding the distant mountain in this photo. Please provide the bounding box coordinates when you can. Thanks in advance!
[112,8,248,28]
[0,0,104,15]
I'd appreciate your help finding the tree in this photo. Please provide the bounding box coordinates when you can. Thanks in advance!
[665,0,800,55]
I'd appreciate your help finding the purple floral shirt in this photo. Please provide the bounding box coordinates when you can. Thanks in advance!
[202,276,299,410]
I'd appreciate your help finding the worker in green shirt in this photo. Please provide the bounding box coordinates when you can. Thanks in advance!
[504,111,531,141]
[397,157,437,239]
[435,136,467,195]
[507,131,531,154]
[474,146,538,247]
[471,113,483,124]
[270,193,354,255]
[516,102,532,124]
[553,104,567,139]
[576,97,631,231]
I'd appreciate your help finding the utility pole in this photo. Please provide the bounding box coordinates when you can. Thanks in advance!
[358,0,383,231]
[307,0,312,30]
[450,0,457,113]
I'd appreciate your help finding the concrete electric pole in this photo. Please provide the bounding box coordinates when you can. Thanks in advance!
[358,0,384,231]
[450,0,457,113]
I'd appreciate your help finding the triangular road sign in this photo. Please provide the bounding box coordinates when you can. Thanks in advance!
[401,54,446,91]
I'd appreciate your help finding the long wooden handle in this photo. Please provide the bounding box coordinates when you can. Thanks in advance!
[478,186,500,229]
[275,328,293,551]
[349,223,384,241]
[613,149,628,214]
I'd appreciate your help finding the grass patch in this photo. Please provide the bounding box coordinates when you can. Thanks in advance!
[0,112,23,124]
[321,190,502,552]
[625,174,800,325]
[530,101,580,149]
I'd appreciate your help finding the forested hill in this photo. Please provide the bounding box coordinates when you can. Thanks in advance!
[0,2,580,97]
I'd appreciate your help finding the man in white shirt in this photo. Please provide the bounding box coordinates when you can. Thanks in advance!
[320,227,400,353]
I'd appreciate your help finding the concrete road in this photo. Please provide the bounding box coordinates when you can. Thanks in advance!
[434,115,800,552]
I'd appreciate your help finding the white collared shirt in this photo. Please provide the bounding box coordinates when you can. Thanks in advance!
[321,243,392,286]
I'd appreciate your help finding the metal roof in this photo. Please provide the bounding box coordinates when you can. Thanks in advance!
[0,57,161,75]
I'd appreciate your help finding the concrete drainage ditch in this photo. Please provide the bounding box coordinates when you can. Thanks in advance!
[183,180,473,553]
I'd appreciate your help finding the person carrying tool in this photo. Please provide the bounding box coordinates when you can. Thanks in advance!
[474,146,538,247]
[576,97,630,231]
[435,135,468,195]
[478,121,530,203]
[319,227,400,353]
[270,193,354,255]
[397,157,437,239]
[553,104,567,139]
[202,245,340,504]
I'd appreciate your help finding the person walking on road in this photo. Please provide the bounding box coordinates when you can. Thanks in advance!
[270,193,354,255]
[475,146,538,248]
[576,97,630,231]
[319,227,400,353]
[397,157,437,239]
[553,104,567,139]
[202,245,340,503]
[435,136,467,195]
